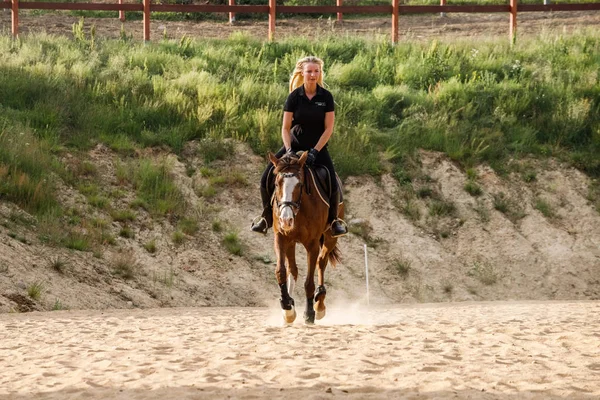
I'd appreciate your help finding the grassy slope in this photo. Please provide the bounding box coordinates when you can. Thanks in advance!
[0,30,599,235]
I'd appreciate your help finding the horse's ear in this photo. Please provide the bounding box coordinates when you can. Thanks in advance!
[268,152,279,167]
[298,151,308,167]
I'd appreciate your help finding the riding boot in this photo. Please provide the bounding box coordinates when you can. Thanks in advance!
[251,206,273,234]
[251,175,274,234]
[328,191,348,238]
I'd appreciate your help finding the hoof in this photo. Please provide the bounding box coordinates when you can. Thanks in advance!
[283,306,296,324]
[304,310,315,325]
[314,301,326,320]
[314,285,326,303]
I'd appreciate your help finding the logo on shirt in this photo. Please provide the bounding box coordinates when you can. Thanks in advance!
[315,102,326,107]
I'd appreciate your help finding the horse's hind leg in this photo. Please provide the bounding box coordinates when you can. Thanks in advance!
[314,236,337,320]
[303,240,320,325]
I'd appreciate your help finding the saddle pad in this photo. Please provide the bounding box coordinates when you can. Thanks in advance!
[307,165,343,208]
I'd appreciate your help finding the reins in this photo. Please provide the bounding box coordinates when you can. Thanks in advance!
[304,165,312,196]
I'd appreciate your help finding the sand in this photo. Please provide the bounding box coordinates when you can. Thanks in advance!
[1,301,599,399]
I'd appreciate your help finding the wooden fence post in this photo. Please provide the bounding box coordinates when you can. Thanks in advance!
[143,0,150,41]
[337,0,342,23]
[509,0,517,44]
[11,0,18,37]
[268,0,275,41]
[119,0,125,22]
[229,0,235,24]
[391,0,398,44]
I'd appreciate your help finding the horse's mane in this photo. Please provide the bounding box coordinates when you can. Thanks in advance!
[274,153,302,174]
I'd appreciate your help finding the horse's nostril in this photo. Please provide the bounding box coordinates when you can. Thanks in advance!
[282,218,294,228]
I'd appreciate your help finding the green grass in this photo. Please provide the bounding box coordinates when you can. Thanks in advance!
[63,233,90,251]
[112,252,138,280]
[534,197,556,219]
[428,200,456,217]
[172,230,186,245]
[474,200,490,223]
[0,130,61,216]
[49,257,68,273]
[111,209,136,222]
[88,195,109,209]
[393,258,411,279]
[464,180,483,197]
[493,192,526,223]
[119,226,135,238]
[52,298,67,311]
[178,217,199,236]
[100,231,117,245]
[0,32,598,182]
[0,32,599,248]
[198,138,234,163]
[144,240,157,253]
[522,170,537,183]
[133,159,185,217]
[348,219,383,248]
[416,187,433,199]
[468,261,501,285]
[223,231,243,256]
[212,219,223,232]
[27,281,45,300]
[153,267,177,288]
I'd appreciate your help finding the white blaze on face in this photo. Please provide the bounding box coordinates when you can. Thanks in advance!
[280,175,300,223]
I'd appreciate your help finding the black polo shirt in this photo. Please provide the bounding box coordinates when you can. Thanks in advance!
[284,84,335,150]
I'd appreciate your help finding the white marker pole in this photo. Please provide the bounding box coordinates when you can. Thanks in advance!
[364,244,370,306]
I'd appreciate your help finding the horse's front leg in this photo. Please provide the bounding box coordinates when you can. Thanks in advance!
[275,234,296,324]
[303,240,320,325]
[286,243,298,299]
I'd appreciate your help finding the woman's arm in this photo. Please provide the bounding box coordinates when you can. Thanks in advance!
[314,111,335,151]
[281,111,294,151]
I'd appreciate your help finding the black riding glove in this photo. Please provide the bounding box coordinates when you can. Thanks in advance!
[306,148,319,166]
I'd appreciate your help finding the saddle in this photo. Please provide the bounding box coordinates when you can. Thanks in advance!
[267,164,343,208]
[305,165,343,208]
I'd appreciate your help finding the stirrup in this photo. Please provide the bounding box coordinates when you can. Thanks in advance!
[330,218,348,238]
[251,216,268,235]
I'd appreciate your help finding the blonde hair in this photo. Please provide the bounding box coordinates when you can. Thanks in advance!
[289,56,325,93]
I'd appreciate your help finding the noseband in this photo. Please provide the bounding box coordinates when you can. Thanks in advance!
[276,171,303,216]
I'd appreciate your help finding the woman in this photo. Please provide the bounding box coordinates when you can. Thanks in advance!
[251,55,347,238]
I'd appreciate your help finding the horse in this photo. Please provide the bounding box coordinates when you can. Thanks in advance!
[267,151,343,325]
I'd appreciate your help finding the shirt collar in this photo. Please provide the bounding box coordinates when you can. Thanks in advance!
[299,84,324,97]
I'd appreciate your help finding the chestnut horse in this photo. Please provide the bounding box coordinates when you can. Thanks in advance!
[268,151,342,325]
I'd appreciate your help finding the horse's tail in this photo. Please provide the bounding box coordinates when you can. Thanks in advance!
[328,243,342,267]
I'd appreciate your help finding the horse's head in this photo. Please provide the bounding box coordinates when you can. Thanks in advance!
[268,151,309,232]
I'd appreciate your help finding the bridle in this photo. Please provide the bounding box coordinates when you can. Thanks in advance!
[275,171,304,217]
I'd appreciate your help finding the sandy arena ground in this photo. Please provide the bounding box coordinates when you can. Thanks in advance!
[1,301,599,399]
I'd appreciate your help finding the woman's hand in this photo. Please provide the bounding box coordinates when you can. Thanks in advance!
[306,148,319,166]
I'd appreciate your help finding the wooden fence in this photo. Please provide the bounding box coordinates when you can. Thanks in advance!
[2,0,600,43]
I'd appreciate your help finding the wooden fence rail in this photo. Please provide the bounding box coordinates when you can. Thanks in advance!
[2,1,600,43]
